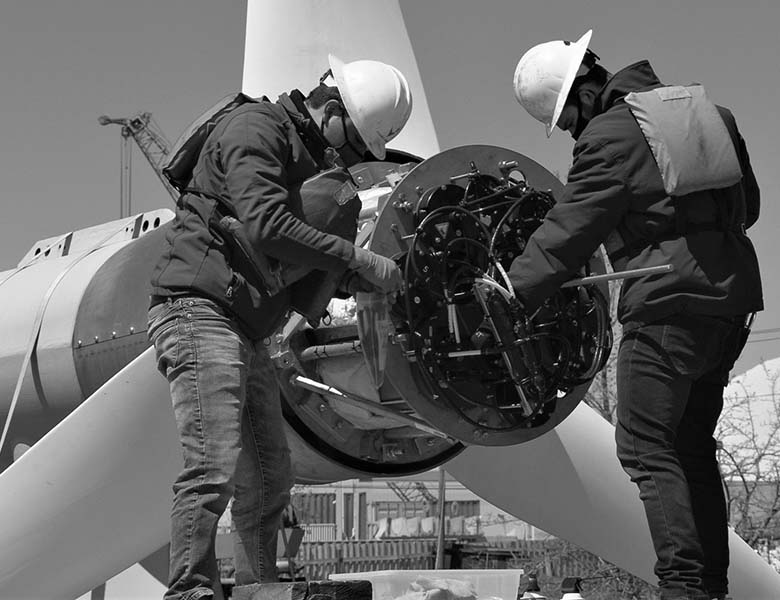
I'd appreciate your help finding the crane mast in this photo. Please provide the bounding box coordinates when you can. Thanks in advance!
[98,112,179,216]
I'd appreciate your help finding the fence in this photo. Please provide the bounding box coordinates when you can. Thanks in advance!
[300,538,435,580]
[303,523,338,542]
[460,539,605,577]
[219,536,623,583]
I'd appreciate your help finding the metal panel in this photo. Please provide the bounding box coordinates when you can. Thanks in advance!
[36,244,135,411]
[0,251,115,469]
[72,221,172,398]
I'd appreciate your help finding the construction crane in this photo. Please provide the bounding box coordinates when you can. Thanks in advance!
[387,480,438,506]
[98,112,179,217]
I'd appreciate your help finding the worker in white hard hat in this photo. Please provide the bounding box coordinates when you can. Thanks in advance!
[148,55,412,600]
[509,31,762,600]
[325,54,413,160]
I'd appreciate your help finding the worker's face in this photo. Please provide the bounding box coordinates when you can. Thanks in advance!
[556,103,580,138]
[557,85,598,139]
[322,102,368,167]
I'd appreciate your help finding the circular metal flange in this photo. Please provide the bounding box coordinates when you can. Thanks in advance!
[370,145,602,446]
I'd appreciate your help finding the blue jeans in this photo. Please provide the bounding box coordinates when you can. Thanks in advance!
[616,313,749,600]
[148,296,294,600]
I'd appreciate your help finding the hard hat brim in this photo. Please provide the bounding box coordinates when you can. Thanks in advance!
[548,29,593,136]
[328,53,386,160]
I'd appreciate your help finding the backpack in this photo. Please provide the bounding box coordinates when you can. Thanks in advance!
[162,92,258,191]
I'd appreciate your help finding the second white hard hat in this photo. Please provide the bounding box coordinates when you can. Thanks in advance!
[329,54,413,159]
[513,30,593,137]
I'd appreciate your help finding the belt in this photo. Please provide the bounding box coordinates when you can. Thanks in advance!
[149,293,193,309]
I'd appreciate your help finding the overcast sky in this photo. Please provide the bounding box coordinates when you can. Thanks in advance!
[0,0,778,374]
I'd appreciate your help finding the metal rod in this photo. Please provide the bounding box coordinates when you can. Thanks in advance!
[289,375,449,439]
[561,264,673,288]
[435,466,447,569]
[299,340,362,362]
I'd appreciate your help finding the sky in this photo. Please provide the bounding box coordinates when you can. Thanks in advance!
[0,0,779,375]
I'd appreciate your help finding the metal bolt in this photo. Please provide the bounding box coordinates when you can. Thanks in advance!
[414,296,421,304]
[426,438,436,447]
[94,335,99,343]
[112,331,117,339]
[318,403,326,413]
[129,326,135,334]
[386,446,405,458]
[77,340,82,347]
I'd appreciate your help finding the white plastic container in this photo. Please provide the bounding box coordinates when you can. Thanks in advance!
[329,569,524,600]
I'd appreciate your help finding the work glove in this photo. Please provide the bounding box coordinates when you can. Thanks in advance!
[348,247,403,293]
[339,271,377,295]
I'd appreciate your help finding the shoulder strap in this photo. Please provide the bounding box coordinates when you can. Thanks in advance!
[163,93,260,191]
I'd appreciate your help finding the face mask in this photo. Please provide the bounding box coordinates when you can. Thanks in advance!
[571,97,589,140]
[321,112,366,166]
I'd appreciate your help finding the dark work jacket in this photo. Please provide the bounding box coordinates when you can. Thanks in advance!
[508,61,763,325]
[150,92,356,339]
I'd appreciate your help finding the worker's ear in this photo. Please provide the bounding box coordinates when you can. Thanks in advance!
[322,99,345,123]
[320,99,347,147]
[577,87,598,119]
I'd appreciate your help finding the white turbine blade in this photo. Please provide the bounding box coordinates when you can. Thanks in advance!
[242,0,439,159]
[0,348,180,600]
[74,563,166,600]
[447,402,780,598]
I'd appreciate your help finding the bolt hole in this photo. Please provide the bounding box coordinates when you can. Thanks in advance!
[142,220,149,232]
[153,217,160,228]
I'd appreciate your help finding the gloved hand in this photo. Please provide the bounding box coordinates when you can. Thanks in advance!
[340,271,377,295]
[348,247,403,293]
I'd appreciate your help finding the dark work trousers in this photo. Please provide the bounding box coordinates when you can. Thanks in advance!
[615,313,749,600]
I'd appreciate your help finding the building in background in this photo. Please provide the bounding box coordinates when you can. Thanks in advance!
[217,469,551,543]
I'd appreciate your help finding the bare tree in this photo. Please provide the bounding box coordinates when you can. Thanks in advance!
[716,361,780,561]
[583,250,622,425]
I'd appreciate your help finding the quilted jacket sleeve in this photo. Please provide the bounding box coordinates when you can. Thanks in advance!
[218,109,355,272]
[508,137,630,311]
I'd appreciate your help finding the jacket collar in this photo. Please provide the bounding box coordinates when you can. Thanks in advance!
[276,90,332,169]
[596,60,663,114]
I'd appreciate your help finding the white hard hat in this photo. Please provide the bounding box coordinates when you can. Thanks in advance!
[328,54,412,159]
[513,30,593,137]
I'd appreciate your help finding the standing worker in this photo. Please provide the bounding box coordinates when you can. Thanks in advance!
[510,31,762,600]
[148,54,412,600]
